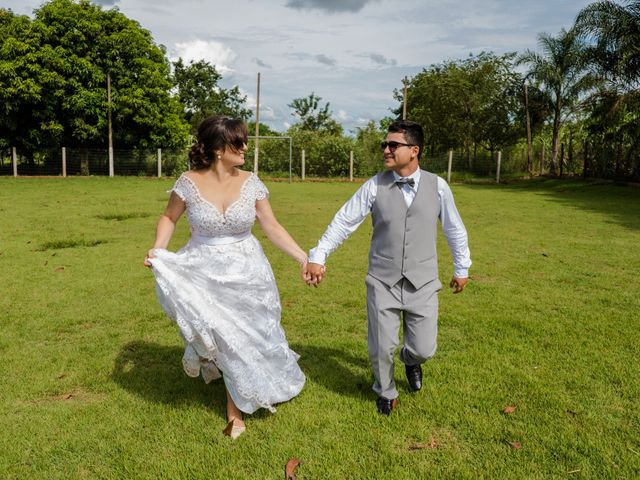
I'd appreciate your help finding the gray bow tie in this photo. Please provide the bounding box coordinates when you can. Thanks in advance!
[395,177,415,188]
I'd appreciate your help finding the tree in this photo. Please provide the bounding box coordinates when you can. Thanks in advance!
[288,92,342,134]
[520,81,553,173]
[575,0,640,91]
[0,0,189,156]
[400,52,524,160]
[574,1,640,179]
[172,58,251,134]
[0,9,61,155]
[518,29,595,175]
[354,120,386,176]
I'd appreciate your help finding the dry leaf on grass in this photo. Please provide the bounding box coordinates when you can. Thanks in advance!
[59,393,74,400]
[55,266,65,272]
[284,458,301,479]
[502,405,517,414]
[507,441,522,449]
[409,437,439,450]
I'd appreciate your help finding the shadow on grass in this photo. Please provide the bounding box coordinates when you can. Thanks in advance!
[472,178,640,231]
[290,343,373,400]
[111,340,374,417]
[111,340,227,417]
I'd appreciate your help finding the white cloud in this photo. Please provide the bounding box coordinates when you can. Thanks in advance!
[336,109,350,121]
[171,40,237,74]
[258,105,276,120]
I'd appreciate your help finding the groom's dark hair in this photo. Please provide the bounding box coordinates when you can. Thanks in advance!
[388,120,424,160]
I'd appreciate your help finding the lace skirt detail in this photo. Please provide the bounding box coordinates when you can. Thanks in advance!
[150,235,305,413]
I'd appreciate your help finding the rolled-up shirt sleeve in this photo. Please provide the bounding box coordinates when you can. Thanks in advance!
[438,177,472,278]
[308,177,377,265]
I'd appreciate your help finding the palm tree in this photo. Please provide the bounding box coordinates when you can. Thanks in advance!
[575,0,640,91]
[575,2,640,179]
[518,29,595,175]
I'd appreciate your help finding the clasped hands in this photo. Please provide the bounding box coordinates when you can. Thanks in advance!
[301,261,325,287]
[301,262,468,293]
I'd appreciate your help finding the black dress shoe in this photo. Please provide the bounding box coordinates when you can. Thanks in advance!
[405,363,423,391]
[376,396,399,415]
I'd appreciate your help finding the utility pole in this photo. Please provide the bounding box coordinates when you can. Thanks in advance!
[254,72,261,174]
[107,72,114,177]
[402,77,408,120]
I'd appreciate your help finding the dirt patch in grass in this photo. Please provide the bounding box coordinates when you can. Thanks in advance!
[38,239,106,251]
[21,388,107,405]
[96,212,151,221]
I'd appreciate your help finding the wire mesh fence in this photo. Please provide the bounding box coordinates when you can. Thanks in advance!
[3,140,631,180]
[0,147,188,177]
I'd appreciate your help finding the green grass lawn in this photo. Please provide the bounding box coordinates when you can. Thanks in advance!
[1,176,639,479]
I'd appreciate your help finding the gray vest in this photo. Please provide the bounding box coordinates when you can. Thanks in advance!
[368,169,440,289]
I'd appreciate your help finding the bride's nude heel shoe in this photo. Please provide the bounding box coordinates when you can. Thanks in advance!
[223,418,246,439]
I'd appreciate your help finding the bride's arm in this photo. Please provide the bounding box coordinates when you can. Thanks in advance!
[144,192,186,266]
[255,198,308,266]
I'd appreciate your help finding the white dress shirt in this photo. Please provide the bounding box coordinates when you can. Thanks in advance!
[309,169,472,278]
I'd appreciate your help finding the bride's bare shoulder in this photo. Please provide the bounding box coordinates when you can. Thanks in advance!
[184,169,206,180]
[237,169,252,180]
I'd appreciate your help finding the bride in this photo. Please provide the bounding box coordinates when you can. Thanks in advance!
[145,116,309,439]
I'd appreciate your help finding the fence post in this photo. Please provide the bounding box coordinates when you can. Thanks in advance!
[157,148,162,178]
[496,151,502,184]
[108,146,114,177]
[288,137,292,184]
[349,151,353,182]
[12,147,17,177]
[447,150,453,183]
[301,149,305,181]
[62,147,67,177]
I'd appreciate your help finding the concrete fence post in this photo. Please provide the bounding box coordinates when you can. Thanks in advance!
[12,147,17,177]
[349,151,353,182]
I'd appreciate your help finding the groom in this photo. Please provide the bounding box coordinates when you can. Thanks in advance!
[306,120,471,415]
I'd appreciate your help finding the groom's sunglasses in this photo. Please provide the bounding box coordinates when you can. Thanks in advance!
[380,141,416,152]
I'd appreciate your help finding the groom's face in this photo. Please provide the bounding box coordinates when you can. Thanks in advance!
[382,132,419,173]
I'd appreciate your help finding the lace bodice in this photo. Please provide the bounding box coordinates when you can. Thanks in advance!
[171,172,268,237]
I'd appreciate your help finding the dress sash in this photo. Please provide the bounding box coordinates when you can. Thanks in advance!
[189,231,251,246]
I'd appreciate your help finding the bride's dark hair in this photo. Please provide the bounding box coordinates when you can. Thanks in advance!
[188,116,249,169]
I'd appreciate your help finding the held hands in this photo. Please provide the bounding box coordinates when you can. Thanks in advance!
[449,276,468,294]
[301,261,326,287]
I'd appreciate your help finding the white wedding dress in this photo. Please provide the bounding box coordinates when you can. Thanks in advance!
[149,172,305,414]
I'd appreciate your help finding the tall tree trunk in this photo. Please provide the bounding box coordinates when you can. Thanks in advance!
[524,83,533,175]
[568,129,573,171]
[560,142,565,178]
[615,140,622,178]
[473,143,477,170]
[550,96,562,176]
[583,141,588,179]
[465,142,470,169]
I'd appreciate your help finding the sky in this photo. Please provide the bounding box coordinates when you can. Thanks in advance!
[4,0,594,134]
